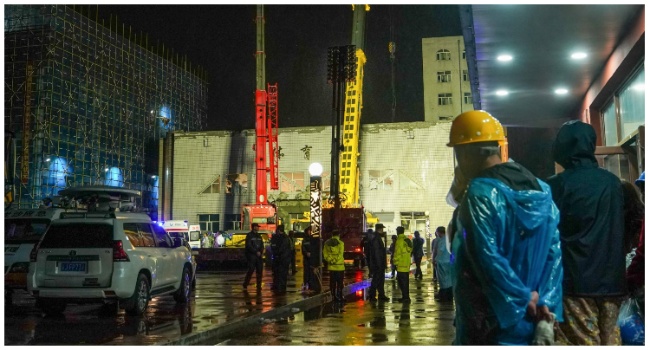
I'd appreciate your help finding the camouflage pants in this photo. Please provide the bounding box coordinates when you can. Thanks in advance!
[555,296,623,345]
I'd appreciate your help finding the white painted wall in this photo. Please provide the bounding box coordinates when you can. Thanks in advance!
[171,121,455,236]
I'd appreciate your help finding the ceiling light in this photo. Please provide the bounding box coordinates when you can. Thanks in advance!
[497,54,512,62]
[555,88,569,95]
[571,52,587,60]
[496,90,509,96]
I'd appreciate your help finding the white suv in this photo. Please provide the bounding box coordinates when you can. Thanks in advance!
[27,211,195,316]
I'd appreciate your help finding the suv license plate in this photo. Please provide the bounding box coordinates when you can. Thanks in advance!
[61,262,87,272]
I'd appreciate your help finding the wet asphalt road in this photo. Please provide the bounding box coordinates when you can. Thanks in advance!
[211,275,456,346]
[4,261,455,345]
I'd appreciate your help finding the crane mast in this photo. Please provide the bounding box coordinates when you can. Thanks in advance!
[253,4,279,204]
[339,4,368,208]
[321,5,372,270]
[242,5,278,233]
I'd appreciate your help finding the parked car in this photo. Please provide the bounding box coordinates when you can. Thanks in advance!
[5,207,69,305]
[27,211,195,316]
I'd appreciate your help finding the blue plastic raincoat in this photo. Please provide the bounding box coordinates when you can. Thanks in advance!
[451,177,563,345]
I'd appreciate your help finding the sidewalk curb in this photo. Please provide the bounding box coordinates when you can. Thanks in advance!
[155,279,372,345]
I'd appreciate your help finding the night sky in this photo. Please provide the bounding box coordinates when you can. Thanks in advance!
[96,5,461,131]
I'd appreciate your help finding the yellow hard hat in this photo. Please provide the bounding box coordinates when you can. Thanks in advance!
[447,110,506,147]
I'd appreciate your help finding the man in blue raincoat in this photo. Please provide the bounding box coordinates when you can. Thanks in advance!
[447,110,563,345]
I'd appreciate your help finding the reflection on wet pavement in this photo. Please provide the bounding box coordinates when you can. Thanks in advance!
[211,275,456,346]
[4,266,379,345]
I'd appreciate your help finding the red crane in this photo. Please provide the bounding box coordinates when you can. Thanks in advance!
[242,5,279,233]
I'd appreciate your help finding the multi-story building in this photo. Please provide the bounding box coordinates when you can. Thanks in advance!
[422,36,472,123]
[4,5,208,214]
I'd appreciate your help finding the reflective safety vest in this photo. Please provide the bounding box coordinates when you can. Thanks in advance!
[394,234,413,272]
[323,236,345,271]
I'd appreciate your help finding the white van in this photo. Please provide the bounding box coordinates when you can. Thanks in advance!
[5,207,69,304]
[161,220,201,251]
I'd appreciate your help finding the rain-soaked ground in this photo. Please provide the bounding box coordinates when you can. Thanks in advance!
[5,260,455,345]
[209,272,456,345]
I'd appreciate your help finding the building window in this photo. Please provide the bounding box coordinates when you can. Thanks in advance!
[600,64,645,146]
[602,101,618,146]
[462,50,466,59]
[439,115,454,122]
[463,70,469,82]
[618,66,645,139]
[463,92,473,104]
[201,175,221,194]
[368,170,394,190]
[436,49,451,61]
[224,214,241,231]
[438,93,452,106]
[198,214,219,232]
[280,172,305,193]
[437,71,452,83]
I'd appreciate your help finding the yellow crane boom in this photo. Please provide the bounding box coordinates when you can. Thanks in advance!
[339,4,369,208]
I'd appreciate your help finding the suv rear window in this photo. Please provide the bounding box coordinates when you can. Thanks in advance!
[40,223,114,248]
[5,219,50,242]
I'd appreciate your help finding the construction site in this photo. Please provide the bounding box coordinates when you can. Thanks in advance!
[4,5,208,214]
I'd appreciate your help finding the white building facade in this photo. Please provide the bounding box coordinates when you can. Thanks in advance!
[166,121,455,239]
[422,36,472,123]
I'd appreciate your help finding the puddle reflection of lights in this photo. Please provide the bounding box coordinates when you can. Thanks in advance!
[356,290,363,297]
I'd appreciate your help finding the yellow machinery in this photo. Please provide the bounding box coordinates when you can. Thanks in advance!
[321,5,377,269]
[337,4,378,226]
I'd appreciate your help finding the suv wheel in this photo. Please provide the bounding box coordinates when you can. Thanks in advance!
[125,273,150,316]
[173,267,191,304]
[37,298,67,315]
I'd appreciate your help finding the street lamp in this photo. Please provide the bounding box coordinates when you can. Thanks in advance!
[308,162,323,293]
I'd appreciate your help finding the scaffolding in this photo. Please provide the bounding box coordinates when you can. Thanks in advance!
[4,5,208,212]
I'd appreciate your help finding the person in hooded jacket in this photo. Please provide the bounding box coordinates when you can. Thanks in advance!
[434,227,453,301]
[412,231,425,280]
[366,227,390,301]
[547,120,626,345]
[323,229,345,301]
[301,226,313,292]
[270,225,292,294]
[448,110,563,345]
[243,223,264,291]
[394,226,413,302]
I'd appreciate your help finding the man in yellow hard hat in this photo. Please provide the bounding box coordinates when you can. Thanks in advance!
[447,110,563,345]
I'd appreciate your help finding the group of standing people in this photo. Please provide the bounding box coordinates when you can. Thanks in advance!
[445,110,644,345]
[244,110,643,345]
[243,223,294,294]
[244,223,322,295]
